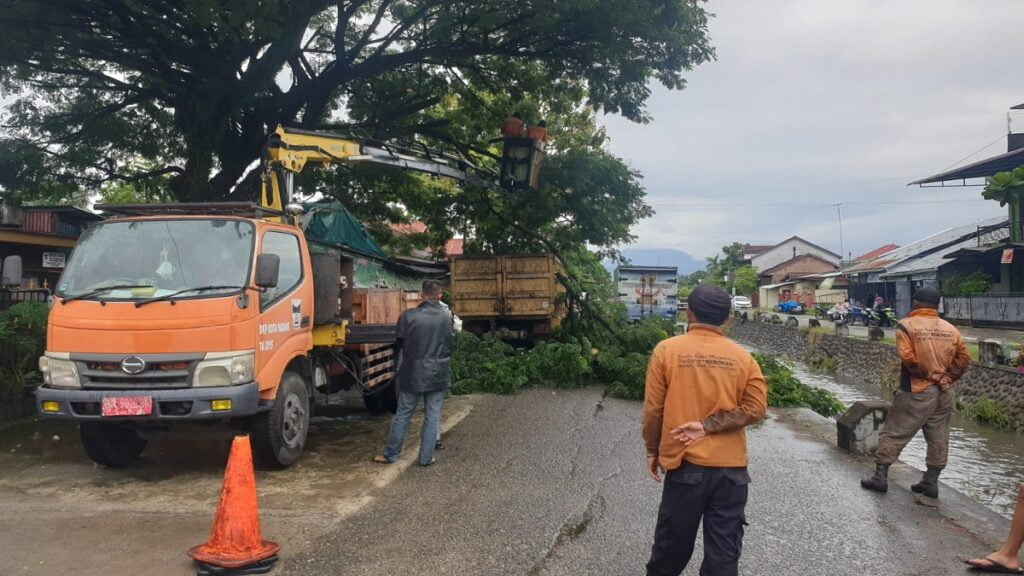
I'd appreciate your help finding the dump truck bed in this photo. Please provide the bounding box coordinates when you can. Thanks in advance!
[450,254,563,335]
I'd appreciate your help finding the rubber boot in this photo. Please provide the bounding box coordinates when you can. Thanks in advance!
[860,464,889,493]
[911,466,941,498]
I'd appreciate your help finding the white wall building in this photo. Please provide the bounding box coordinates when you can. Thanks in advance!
[750,236,840,272]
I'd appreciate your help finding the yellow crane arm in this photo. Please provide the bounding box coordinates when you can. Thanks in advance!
[260,125,495,214]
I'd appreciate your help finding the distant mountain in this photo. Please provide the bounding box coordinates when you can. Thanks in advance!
[605,248,704,275]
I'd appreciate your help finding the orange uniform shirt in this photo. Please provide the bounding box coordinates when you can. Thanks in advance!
[643,325,768,470]
[896,308,971,393]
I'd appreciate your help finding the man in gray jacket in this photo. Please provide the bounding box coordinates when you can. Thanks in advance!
[375,280,453,466]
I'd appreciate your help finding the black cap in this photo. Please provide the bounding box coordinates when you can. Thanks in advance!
[688,284,732,325]
[912,287,942,306]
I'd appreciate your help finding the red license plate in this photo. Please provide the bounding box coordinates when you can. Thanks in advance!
[101,397,153,417]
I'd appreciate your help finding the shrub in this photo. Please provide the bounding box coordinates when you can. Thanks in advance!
[959,397,1012,429]
[0,301,48,400]
[941,271,991,297]
[753,353,845,418]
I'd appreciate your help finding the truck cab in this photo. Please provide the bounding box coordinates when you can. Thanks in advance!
[37,212,319,468]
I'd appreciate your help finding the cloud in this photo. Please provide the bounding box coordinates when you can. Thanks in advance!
[604,0,1019,258]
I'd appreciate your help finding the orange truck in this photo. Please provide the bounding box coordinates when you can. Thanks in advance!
[28,126,498,468]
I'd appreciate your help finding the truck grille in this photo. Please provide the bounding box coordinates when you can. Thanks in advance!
[72,355,201,390]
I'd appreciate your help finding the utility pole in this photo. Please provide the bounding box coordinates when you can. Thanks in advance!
[836,203,846,263]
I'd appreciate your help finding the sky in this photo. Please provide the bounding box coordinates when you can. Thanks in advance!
[601,0,1024,260]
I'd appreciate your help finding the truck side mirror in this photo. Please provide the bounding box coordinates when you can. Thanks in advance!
[255,253,280,288]
[2,255,22,288]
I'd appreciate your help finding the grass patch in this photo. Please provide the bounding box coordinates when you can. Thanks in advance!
[805,351,838,373]
[966,343,980,362]
[959,397,1013,429]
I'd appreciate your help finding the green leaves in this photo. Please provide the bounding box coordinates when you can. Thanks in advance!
[0,302,48,399]
[1,0,712,235]
[753,353,845,418]
[983,167,1024,241]
[982,168,1024,206]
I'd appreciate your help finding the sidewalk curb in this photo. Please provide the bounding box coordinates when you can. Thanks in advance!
[769,407,1012,551]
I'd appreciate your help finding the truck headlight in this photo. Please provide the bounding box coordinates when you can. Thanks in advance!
[39,353,80,389]
[193,351,254,387]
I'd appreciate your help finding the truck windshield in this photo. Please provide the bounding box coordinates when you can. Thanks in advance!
[57,219,255,301]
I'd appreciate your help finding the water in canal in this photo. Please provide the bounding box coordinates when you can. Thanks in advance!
[788,361,1024,519]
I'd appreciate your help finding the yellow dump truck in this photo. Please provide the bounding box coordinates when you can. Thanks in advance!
[449,254,565,338]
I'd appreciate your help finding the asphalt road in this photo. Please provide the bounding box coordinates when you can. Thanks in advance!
[0,388,1009,576]
[285,389,1005,576]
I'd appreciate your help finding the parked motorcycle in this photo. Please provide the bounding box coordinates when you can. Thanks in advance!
[848,306,869,326]
[826,306,850,324]
[865,306,897,328]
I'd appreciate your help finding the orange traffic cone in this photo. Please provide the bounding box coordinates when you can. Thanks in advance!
[188,435,280,575]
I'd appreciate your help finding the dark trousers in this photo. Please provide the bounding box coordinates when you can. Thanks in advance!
[647,462,750,576]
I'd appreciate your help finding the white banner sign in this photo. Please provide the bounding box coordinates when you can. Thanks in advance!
[42,252,66,268]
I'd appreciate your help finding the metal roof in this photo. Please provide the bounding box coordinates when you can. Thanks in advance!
[909,147,1024,185]
[855,244,899,262]
[881,227,1010,278]
[842,216,1007,275]
[23,205,103,221]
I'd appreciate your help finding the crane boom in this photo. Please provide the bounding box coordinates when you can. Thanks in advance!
[260,125,497,214]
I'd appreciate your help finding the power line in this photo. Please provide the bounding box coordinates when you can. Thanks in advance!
[647,175,919,204]
[937,133,1007,172]
[656,198,989,209]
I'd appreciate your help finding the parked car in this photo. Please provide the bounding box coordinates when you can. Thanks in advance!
[731,295,752,310]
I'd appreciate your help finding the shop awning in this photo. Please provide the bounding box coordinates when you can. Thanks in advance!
[909,147,1024,186]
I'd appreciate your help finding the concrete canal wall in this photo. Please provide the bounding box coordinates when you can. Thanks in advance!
[727,319,1024,432]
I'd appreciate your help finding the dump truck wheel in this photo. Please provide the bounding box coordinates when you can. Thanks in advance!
[79,422,147,468]
[252,372,309,469]
[363,380,398,414]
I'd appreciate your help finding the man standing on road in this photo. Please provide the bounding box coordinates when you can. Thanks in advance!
[374,280,453,467]
[861,287,971,496]
[643,284,768,576]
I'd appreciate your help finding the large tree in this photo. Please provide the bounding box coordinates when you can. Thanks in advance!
[0,0,713,209]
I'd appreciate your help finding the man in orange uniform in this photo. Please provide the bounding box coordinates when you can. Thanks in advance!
[643,284,768,576]
[861,287,971,496]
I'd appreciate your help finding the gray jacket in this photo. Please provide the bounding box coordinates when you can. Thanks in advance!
[396,300,454,393]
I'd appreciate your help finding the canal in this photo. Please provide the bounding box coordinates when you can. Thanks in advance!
[788,361,1024,518]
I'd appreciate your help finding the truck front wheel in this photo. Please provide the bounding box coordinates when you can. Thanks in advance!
[252,372,310,469]
[80,422,148,468]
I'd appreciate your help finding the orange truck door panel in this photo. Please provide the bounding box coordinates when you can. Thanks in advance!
[255,229,314,398]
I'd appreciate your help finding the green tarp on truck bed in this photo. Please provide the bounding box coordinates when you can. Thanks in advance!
[302,201,388,260]
[301,201,444,290]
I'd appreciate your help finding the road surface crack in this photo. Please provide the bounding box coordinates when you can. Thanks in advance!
[526,493,606,576]
[592,388,610,417]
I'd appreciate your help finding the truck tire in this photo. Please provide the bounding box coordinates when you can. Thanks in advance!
[363,380,398,414]
[79,422,147,468]
[252,371,310,469]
